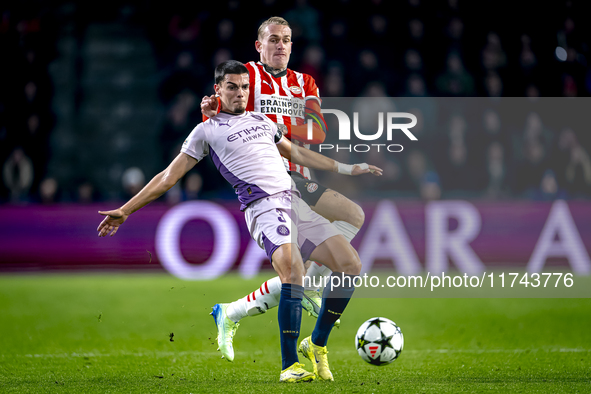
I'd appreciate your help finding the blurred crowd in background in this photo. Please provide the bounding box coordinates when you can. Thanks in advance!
[1,0,590,204]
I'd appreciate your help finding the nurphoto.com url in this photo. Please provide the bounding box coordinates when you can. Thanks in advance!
[304,272,575,292]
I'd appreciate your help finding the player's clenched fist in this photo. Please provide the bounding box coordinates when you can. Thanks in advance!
[201,94,219,118]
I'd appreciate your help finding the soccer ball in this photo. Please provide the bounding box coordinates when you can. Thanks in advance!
[355,317,404,366]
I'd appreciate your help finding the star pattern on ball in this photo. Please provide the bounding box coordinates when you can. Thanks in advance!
[377,329,394,350]
[367,317,385,329]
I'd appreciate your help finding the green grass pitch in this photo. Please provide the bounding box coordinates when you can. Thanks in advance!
[0,272,590,393]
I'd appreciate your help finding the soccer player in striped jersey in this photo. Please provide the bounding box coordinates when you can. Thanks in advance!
[202,17,370,364]
[97,60,381,382]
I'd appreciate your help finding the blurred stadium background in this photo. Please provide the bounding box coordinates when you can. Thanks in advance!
[1,0,590,274]
[2,2,591,392]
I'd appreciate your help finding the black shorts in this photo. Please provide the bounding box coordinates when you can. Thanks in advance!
[289,171,328,206]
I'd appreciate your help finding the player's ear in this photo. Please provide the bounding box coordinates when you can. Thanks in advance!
[255,40,262,53]
[214,83,221,96]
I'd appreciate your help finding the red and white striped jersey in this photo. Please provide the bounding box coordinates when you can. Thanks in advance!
[245,61,321,179]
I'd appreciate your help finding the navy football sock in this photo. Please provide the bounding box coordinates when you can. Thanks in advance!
[278,283,304,370]
[312,272,357,347]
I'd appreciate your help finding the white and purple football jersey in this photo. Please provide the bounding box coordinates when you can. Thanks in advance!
[181,111,292,210]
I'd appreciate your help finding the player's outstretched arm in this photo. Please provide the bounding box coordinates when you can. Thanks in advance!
[97,153,198,237]
[276,135,382,176]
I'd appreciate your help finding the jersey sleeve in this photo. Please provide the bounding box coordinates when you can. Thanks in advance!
[288,74,326,144]
[264,115,283,144]
[303,73,321,104]
[181,123,209,161]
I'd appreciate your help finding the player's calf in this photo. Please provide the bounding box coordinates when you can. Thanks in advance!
[311,271,358,348]
[272,244,306,285]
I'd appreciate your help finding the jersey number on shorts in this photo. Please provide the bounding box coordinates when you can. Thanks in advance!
[276,209,286,223]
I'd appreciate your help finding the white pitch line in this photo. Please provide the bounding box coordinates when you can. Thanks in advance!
[3,348,589,359]
[6,351,223,358]
[403,348,591,354]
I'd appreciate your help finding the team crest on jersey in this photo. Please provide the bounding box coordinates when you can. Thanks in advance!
[277,225,290,236]
[289,86,302,94]
[251,114,264,121]
[306,182,319,193]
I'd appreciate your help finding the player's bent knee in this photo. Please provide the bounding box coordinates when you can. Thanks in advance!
[335,256,362,276]
[348,203,365,229]
[335,200,365,229]
[347,258,362,276]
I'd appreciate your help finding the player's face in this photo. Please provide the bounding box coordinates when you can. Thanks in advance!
[215,73,249,114]
[256,24,292,70]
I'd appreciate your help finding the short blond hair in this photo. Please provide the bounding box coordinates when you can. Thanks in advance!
[257,16,290,40]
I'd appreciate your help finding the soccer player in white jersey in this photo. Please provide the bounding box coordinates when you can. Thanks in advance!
[97,61,382,382]
[202,17,370,360]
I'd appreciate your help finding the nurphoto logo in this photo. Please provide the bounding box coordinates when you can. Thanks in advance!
[310,109,418,153]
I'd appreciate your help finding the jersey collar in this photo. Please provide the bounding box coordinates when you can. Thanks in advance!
[260,62,288,78]
[219,110,247,117]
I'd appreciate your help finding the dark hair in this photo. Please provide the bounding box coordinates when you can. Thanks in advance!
[215,60,249,84]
